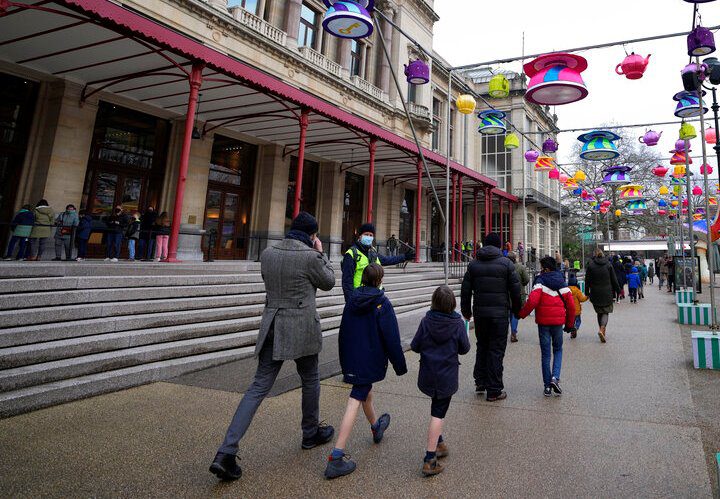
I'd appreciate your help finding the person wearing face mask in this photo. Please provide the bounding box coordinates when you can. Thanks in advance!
[341,223,414,302]
[52,204,79,261]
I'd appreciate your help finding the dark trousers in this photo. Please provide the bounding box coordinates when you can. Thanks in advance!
[77,238,88,258]
[218,333,320,455]
[473,316,509,397]
[106,233,122,258]
[5,236,29,259]
[139,236,155,260]
[629,288,638,301]
[54,237,72,260]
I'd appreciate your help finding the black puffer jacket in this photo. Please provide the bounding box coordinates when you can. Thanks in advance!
[460,245,522,319]
[585,256,620,307]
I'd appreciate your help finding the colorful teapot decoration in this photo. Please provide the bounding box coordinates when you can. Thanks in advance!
[659,185,670,195]
[577,130,621,160]
[688,25,716,57]
[679,121,698,140]
[639,130,662,146]
[705,127,717,144]
[524,150,540,162]
[615,209,623,217]
[488,74,510,98]
[616,53,651,80]
[574,170,587,182]
[563,179,579,190]
[322,1,374,39]
[675,139,689,151]
[681,62,708,92]
[504,133,520,149]
[672,164,687,177]
[477,110,506,135]
[542,138,559,153]
[594,187,605,196]
[524,53,589,106]
[701,163,714,175]
[456,94,477,115]
[548,168,560,180]
[652,165,669,177]
[404,59,429,85]
[673,90,708,118]
[602,165,632,185]
[558,174,569,183]
[534,156,555,172]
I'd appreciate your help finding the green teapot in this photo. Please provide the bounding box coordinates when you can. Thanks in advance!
[488,74,510,98]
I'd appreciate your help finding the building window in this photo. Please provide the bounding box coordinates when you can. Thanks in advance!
[350,40,363,77]
[449,109,456,158]
[407,81,417,103]
[538,217,547,257]
[431,98,442,151]
[229,0,259,15]
[481,134,511,191]
[299,3,319,49]
[526,213,534,247]
[285,157,319,230]
[550,220,557,254]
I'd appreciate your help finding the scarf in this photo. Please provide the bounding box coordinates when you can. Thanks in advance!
[286,229,314,248]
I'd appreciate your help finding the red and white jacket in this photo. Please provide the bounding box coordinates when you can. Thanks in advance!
[519,275,576,328]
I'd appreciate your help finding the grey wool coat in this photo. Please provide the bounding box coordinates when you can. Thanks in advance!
[256,238,336,361]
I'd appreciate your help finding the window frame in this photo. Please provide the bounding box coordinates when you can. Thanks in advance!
[298,3,321,50]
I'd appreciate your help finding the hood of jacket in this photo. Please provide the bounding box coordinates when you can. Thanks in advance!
[35,206,53,215]
[347,286,385,313]
[536,271,566,291]
[592,255,609,266]
[477,245,502,261]
[423,310,462,344]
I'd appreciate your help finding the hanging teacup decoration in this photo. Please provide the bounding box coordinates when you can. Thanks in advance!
[404,59,430,85]
[601,165,632,185]
[477,110,507,135]
[670,149,693,165]
[563,178,579,190]
[504,133,520,149]
[619,184,644,201]
[322,1,374,40]
[577,130,621,160]
[524,53,589,105]
[673,90,708,118]
[626,199,648,214]
[488,74,510,98]
[534,156,555,172]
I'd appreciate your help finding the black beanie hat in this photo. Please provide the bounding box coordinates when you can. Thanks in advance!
[290,211,318,235]
[358,223,376,235]
[483,232,501,249]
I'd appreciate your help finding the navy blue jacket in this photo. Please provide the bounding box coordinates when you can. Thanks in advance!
[411,310,470,399]
[11,209,34,229]
[76,214,93,240]
[627,272,641,289]
[341,243,407,301]
[338,286,408,385]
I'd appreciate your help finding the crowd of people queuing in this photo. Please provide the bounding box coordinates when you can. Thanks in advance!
[209,211,661,483]
[3,201,171,262]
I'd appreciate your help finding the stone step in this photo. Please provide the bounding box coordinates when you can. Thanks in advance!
[0,298,442,391]
[0,287,460,367]
[0,282,460,350]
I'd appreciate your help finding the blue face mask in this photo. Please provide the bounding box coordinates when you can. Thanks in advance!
[360,235,374,247]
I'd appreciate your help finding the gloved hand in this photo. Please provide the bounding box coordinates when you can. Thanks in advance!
[564,326,576,334]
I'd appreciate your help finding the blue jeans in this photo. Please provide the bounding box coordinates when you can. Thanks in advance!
[538,325,563,387]
[128,239,136,260]
[139,237,155,260]
[509,311,519,334]
[5,236,29,259]
[574,315,582,331]
[106,233,122,258]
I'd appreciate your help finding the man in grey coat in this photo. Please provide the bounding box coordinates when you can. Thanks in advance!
[211,212,336,481]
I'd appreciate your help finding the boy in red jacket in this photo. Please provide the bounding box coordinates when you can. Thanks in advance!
[518,256,576,397]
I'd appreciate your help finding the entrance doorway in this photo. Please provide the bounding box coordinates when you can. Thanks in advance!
[342,172,364,252]
[430,201,442,261]
[0,73,38,246]
[398,189,415,249]
[203,136,256,260]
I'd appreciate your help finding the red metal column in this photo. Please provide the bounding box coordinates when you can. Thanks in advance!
[167,63,203,263]
[366,138,377,223]
[458,176,463,251]
[415,158,422,263]
[292,109,310,219]
[473,187,478,258]
[499,198,504,244]
[451,173,457,262]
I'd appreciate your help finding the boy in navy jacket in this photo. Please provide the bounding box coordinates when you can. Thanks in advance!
[325,263,407,479]
[411,285,470,477]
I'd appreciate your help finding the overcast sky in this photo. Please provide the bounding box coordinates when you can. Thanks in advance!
[433,0,720,173]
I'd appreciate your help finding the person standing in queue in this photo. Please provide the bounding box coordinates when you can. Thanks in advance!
[341,223,413,301]
[210,212,337,481]
[460,233,521,402]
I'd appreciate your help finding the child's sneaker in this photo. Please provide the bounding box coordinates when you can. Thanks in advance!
[550,377,562,396]
[543,386,552,397]
[436,441,449,458]
[422,457,444,477]
[371,413,390,443]
[570,329,577,339]
[324,453,356,479]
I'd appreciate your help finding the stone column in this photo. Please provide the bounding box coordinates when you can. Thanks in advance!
[249,144,291,259]
[208,0,228,13]
[377,6,395,94]
[285,0,303,49]
[338,38,351,78]
[317,162,345,261]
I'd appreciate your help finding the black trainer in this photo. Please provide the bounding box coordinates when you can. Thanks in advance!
[475,385,486,394]
[372,413,391,444]
[302,423,335,449]
[550,377,562,395]
[543,386,552,397]
[209,452,242,481]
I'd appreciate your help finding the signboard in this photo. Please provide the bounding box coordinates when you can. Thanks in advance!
[675,256,701,294]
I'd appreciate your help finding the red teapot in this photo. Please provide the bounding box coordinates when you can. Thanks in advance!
[616,53,651,80]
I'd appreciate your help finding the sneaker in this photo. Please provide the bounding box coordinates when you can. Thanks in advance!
[209,452,242,481]
[111,258,118,263]
[301,423,335,450]
[154,258,161,262]
[104,258,110,262]
[76,258,83,261]
[486,391,507,402]
[544,386,552,397]
[475,385,486,394]
[422,457,444,477]
[510,333,518,343]
[436,441,449,458]
[324,453,356,479]
[372,413,391,444]
[550,377,562,396]
[598,330,606,343]
[570,330,577,339]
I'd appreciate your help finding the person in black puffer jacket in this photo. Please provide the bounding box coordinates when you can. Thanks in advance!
[585,249,620,343]
[460,232,521,402]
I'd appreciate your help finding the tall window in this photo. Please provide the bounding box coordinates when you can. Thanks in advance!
[407,81,417,103]
[550,220,557,254]
[229,0,259,14]
[298,4,319,49]
[449,109,456,158]
[431,98,442,151]
[481,135,511,191]
[538,217,547,257]
[526,214,535,248]
[350,40,363,77]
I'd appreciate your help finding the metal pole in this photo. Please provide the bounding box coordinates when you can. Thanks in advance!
[696,72,717,327]
[292,109,310,219]
[415,158,422,263]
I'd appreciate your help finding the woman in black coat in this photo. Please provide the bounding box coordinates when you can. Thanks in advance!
[585,249,620,343]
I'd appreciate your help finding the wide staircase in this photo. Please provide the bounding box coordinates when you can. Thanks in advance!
[0,261,461,417]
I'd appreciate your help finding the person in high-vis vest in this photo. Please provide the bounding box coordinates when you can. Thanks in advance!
[341,223,414,301]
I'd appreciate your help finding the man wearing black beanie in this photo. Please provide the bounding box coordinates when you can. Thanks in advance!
[341,222,415,301]
[211,212,336,481]
[460,232,521,402]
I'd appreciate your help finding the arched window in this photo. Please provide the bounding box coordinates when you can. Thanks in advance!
[539,217,547,257]
[526,214,535,247]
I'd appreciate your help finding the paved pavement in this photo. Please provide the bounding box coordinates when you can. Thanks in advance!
[0,283,717,498]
